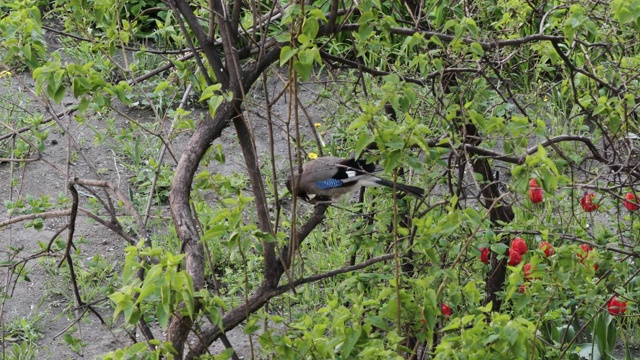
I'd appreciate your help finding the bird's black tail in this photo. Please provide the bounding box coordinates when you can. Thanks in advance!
[375,178,424,198]
[339,158,383,174]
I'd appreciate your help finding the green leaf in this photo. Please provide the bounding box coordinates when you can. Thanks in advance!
[462,281,481,305]
[199,83,222,101]
[208,95,224,117]
[383,150,402,172]
[354,133,375,159]
[53,83,65,104]
[483,334,500,346]
[294,59,312,80]
[72,77,90,97]
[477,302,492,313]
[302,16,319,40]
[341,327,361,358]
[244,317,260,334]
[490,243,509,255]
[442,317,461,331]
[470,42,484,57]
[154,81,170,93]
[157,302,169,329]
[279,46,297,66]
[358,23,373,39]
[275,32,291,42]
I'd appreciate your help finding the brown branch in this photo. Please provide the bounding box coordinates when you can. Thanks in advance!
[172,0,229,87]
[278,203,329,274]
[551,42,619,96]
[336,24,565,50]
[59,181,106,325]
[0,209,72,229]
[320,50,480,86]
[69,178,150,245]
[431,135,640,180]
[184,204,333,359]
[41,25,197,55]
[168,0,214,87]
[77,208,138,246]
[280,253,395,289]
[167,103,234,357]
[241,21,565,61]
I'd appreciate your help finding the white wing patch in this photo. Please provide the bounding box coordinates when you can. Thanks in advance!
[346,170,357,178]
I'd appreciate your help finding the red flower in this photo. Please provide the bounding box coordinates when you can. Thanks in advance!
[508,249,522,266]
[529,178,543,203]
[539,241,554,257]
[441,303,451,317]
[577,244,592,262]
[623,192,639,212]
[480,248,489,264]
[510,238,528,255]
[608,296,627,316]
[519,284,526,294]
[581,192,599,212]
[524,263,533,280]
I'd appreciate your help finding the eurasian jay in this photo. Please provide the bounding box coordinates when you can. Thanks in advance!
[286,156,424,201]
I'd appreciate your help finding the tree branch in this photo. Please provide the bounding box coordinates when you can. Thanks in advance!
[171,0,229,87]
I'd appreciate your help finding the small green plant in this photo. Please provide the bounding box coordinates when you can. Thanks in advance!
[2,315,42,360]
[63,327,88,354]
[7,341,39,360]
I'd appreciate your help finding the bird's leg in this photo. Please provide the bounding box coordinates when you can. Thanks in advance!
[309,195,333,204]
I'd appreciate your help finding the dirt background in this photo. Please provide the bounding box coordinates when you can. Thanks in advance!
[0,26,330,358]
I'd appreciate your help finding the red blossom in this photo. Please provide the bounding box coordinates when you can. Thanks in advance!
[529,178,543,203]
[524,263,533,280]
[539,241,554,257]
[581,192,599,212]
[577,244,592,262]
[510,238,528,255]
[623,192,639,212]
[608,297,627,316]
[508,249,522,266]
[480,248,489,264]
[441,303,451,317]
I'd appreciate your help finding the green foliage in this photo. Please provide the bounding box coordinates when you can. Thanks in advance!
[258,292,407,359]
[435,312,536,359]
[102,340,177,360]
[110,241,196,328]
[279,6,326,80]
[0,1,47,69]
[3,0,640,357]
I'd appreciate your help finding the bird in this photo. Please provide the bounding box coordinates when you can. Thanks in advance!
[285,156,424,202]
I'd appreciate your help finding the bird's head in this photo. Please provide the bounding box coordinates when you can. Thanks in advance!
[286,177,310,202]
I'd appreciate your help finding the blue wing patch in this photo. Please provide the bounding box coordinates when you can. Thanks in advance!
[314,178,343,189]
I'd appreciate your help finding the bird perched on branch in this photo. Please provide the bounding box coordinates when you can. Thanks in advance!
[286,156,424,202]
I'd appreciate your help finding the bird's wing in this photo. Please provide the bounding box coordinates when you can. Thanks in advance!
[300,157,342,187]
[302,157,381,187]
